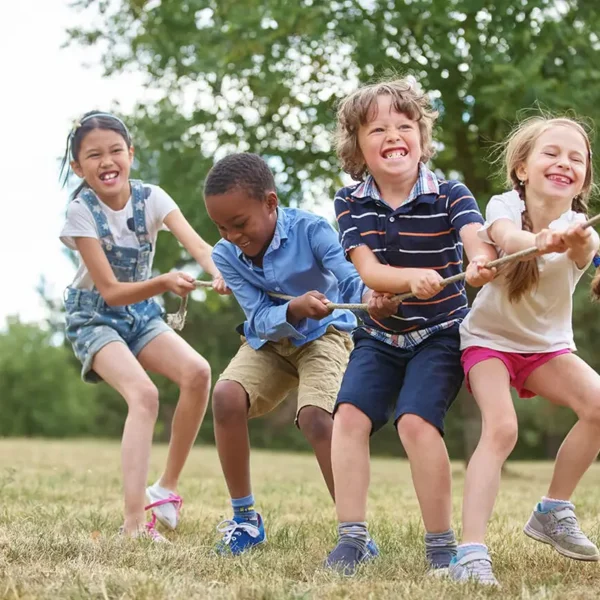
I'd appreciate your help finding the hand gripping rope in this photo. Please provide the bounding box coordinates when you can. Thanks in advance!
[166,214,600,331]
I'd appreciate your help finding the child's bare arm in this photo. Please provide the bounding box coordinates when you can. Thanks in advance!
[75,237,194,306]
[349,245,443,299]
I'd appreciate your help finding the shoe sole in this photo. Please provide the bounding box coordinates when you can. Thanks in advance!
[146,491,177,531]
[523,523,600,561]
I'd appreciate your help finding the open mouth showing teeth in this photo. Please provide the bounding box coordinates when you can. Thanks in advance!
[100,172,119,181]
[547,174,572,184]
[384,150,408,159]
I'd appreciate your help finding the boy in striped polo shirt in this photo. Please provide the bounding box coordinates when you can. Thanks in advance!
[325,78,497,575]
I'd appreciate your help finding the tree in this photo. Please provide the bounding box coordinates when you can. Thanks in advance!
[67,0,600,457]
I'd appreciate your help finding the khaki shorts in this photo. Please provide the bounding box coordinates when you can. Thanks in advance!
[218,326,353,420]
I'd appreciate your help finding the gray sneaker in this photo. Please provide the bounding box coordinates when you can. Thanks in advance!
[523,503,599,561]
[448,551,499,586]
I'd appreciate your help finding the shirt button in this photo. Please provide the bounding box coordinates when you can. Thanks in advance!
[276,286,281,291]
[389,217,395,223]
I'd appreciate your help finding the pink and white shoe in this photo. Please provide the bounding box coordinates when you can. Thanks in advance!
[145,482,183,530]
[118,515,170,543]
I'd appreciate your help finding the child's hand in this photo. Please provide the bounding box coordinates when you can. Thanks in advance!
[535,228,567,254]
[366,291,401,319]
[288,291,331,321]
[408,270,444,300]
[563,223,593,251]
[465,255,496,288]
[161,272,196,297]
[212,273,231,295]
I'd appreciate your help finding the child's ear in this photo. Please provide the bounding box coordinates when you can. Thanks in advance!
[265,191,279,212]
[515,163,528,184]
[70,160,83,178]
[128,145,135,163]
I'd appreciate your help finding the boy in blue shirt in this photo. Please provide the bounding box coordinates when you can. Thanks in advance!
[204,153,382,554]
[326,78,497,574]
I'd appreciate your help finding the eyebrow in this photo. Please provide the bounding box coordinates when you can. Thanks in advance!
[542,143,585,156]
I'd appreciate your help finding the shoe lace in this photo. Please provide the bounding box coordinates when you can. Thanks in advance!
[145,493,183,519]
[552,508,586,538]
[216,519,260,546]
[145,514,169,543]
[467,557,497,584]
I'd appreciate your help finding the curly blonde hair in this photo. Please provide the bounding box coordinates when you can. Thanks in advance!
[335,77,439,181]
[499,116,598,301]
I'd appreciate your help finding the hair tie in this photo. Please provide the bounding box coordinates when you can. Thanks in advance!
[593,255,600,268]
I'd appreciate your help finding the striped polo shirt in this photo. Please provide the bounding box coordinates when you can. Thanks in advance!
[334,164,484,348]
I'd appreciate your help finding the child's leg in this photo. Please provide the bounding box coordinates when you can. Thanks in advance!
[91,341,159,534]
[296,406,335,498]
[331,403,372,521]
[212,340,298,553]
[524,353,600,499]
[294,328,355,500]
[520,353,600,560]
[138,331,211,490]
[394,327,463,568]
[212,379,253,499]
[462,359,517,543]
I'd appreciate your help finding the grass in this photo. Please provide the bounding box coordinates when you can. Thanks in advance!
[0,440,599,599]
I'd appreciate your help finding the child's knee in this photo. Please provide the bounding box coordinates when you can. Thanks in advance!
[212,380,248,425]
[334,403,372,435]
[580,397,600,429]
[297,406,333,444]
[483,419,518,455]
[180,355,211,392]
[126,381,160,420]
[397,414,439,446]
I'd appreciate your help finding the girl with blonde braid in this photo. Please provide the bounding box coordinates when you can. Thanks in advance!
[452,116,600,585]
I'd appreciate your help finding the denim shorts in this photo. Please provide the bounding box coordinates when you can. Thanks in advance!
[334,325,464,434]
[64,288,171,383]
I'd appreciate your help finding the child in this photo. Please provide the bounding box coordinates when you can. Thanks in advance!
[60,111,228,541]
[328,78,497,574]
[452,116,600,585]
[203,152,380,555]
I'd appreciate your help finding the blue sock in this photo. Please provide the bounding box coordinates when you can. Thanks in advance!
[456,543,488,560]
[539,496,572,513]
[231,494,257,523]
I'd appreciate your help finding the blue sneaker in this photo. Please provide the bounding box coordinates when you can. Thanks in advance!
[215,513,266,555]
[325,539,373,575]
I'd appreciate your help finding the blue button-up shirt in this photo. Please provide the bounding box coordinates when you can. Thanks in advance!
[212,207,366,350]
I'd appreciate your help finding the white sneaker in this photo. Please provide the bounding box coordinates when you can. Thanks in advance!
[145,482,183,530]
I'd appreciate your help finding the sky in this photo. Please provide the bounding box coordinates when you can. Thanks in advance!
[0,1,155,327]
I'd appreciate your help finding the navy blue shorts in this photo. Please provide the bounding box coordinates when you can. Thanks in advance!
[334,326,463,434]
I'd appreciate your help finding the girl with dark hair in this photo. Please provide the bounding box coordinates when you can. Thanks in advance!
[60,111,228,541]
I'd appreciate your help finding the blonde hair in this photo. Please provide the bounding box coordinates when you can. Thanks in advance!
[500,116,598,301]
[335,77,439,181]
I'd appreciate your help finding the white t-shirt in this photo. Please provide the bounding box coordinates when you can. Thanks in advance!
[60,184,178,290]
[460,190,599,353]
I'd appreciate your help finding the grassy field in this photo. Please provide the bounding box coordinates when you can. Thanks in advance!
[1,440,599,599]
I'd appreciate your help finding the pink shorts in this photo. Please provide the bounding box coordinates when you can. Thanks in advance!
[461,346,571,399]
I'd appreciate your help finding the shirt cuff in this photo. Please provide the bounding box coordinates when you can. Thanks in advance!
[265,302,306,341]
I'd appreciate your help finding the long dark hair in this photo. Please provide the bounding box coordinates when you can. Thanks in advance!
[60,110,132,199]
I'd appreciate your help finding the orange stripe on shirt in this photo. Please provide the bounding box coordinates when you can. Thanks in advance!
[402,291,463,306]
[450,195,474,208]
[430,260,462,271]
[336,210,350,220]
[397,228,453,237]
[360,230,386,237]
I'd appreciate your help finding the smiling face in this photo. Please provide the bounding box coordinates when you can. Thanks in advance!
[205,186,279,261]
[517,125,589,205]
[357,94,422,186]
[71,128,134,204]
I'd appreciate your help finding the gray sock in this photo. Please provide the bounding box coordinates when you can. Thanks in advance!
[338,521,369,553]
[425,529,457,565]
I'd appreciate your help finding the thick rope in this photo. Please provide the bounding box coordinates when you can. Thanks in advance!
[166,213,600,330]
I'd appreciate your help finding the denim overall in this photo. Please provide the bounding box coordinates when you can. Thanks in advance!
[64,180,170,382]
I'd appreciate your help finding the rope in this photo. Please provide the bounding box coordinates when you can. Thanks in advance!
[166,213,600,330]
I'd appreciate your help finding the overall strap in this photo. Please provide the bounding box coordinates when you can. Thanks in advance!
[79,187,116,248]
[130,180,151,249]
